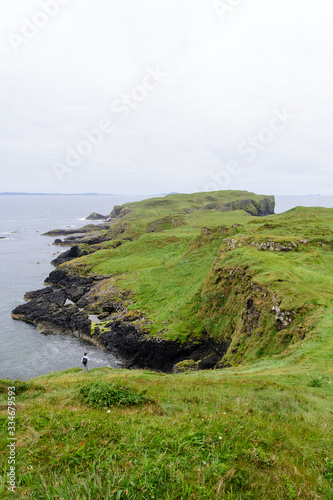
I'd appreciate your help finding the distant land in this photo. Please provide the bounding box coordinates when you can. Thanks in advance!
[0,192,119,196]
[0,192,331,198]
[0,192,178,196]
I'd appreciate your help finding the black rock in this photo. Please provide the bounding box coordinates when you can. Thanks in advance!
[12,290,91,337]
[97,320,229,372]
[51,244,92,266]
[24,287,55,301]
[85,212,109,220]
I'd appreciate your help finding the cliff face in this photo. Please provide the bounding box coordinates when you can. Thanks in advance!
[197,266,305,366]
[202,196,275,216]
[11,192,333,372]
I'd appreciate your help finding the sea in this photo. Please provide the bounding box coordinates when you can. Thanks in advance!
[0,194,151,381]
[1,194,332,381]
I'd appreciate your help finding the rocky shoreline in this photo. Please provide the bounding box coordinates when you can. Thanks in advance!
[12,226,229,372]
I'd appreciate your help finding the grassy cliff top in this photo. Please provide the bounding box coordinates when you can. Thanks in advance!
[108,190,274,224]
[111,190,274,215]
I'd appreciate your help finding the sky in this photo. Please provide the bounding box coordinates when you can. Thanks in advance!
[0,0,332,195]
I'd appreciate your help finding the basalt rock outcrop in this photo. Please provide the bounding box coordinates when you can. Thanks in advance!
[11,268,229,372]
[51,244,93,266]
[97,323,229,372]
[86,212,109,221]
[11,287,91,337]
[44,222,112,247]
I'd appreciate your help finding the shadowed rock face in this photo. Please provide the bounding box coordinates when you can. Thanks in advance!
[96,322,229,372]
[110,206,132,218]
[11,268,229,372]
[51,244,92,266]
[224,197,275,216]
[202,197,275,216]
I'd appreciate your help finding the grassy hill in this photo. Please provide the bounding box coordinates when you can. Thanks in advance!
[56,192,332,370]
[0,364,332,499]
[2,191,333,499]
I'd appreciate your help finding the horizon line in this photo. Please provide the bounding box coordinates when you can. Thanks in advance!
[0,192,331,197]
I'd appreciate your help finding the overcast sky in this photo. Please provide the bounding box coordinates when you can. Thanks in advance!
[0,0,332,195]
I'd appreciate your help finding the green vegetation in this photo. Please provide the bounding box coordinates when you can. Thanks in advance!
[1,191,333,499]
[60,193,333,368]
[0,366,332,499]
[78,380,151,408]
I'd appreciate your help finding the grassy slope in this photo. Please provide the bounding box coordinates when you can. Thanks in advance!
[0,366,332,499]
[64,196,333,368]
[1,192,333,499]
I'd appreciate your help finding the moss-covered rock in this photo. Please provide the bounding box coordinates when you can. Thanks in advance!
[147,216,185,233]
[173,359,200,373]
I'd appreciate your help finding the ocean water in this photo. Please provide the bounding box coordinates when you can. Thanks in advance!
[1,194,332,380]
[0,195,150,380]
[274,195,333,214]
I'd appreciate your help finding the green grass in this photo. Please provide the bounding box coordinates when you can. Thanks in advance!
[1,367,332,499]
[2,192,333,499]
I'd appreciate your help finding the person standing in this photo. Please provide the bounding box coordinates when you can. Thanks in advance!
[81,353,90,373]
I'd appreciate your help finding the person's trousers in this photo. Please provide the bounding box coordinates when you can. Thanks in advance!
[83,364,90,373]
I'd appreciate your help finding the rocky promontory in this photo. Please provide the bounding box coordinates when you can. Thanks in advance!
[12,267,229,372]
[13,190,307,372]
